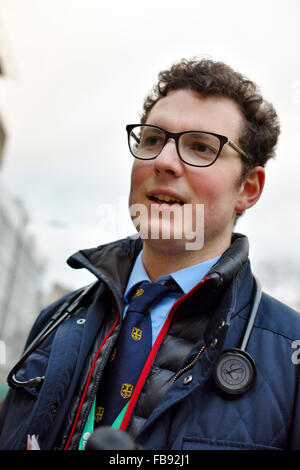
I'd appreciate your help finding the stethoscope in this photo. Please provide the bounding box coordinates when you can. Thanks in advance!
[7,276,262,397]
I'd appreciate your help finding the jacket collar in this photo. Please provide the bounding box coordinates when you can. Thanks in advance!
[67,232,248,284]
[67,234,142,312]
[67,232,250,314]
[207,233,249,286]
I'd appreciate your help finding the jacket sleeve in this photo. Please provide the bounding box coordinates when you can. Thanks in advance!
[0,291,78,450]
[0,388,37,449]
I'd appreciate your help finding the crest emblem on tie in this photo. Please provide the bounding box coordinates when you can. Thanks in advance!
[134,288,144,297]
[131,326,142,341]
[120,383,133,399]
[94,406,104,422]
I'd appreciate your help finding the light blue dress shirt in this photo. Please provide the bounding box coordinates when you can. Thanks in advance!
[123,251,220,346]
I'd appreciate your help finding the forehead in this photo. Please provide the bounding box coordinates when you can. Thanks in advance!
[146,89,244,141]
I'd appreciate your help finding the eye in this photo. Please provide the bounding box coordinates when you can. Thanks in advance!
[145,135,161,146]
[179,132,220,164]
[140,133,164,148]
[190,142,215,154]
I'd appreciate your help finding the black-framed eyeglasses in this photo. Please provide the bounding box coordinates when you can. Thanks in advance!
[126,124,248,168]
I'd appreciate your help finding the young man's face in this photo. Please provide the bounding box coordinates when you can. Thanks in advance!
[128,89,258,255]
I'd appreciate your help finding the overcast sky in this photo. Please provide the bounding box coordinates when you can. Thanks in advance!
[0,0,299,308]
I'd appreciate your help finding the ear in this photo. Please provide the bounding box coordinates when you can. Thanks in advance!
[235,166,265,213]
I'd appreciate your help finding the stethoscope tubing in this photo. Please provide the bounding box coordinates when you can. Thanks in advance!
[7,283,95,389]
[240,275,262,351]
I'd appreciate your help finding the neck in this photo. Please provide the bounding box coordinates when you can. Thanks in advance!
[142,235,231,282]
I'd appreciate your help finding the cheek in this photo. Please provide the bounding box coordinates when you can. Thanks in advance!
[132,160,151,182]
[189,170,225,201]
[129,162,149,201]
[190,168,241,209]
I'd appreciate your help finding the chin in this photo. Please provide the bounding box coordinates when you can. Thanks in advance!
[143,237,188,255]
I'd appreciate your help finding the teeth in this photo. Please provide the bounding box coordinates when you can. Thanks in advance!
[155,194,181,204]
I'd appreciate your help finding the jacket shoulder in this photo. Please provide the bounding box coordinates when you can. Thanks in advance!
[256,292,300,340]
[24,288,86,348]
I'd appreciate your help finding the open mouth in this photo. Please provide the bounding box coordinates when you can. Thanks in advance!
[149,194,185,206]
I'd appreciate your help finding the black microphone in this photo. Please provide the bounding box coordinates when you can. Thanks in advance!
[85,427,143,450]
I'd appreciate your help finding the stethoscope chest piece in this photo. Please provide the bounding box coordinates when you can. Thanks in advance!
[213,348,257,397]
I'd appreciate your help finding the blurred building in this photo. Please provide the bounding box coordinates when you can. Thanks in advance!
[0,116,5,166]
[0,51,45,399]
[0,185,45,388]
[0,57,6,166]
[43,282,71,307]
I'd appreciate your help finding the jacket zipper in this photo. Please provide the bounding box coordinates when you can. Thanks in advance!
[64,301,121,450]
[72,325,118,448]
[172,344,206,383]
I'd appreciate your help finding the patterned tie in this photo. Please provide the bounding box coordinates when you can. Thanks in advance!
[94,278,181,427]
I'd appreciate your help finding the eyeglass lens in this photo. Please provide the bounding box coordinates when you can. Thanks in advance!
[128,125,221,166]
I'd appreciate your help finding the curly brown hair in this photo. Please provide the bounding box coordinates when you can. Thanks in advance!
[140,58,280,177]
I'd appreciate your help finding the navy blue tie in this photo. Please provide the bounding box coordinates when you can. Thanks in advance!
[95,278,181,426]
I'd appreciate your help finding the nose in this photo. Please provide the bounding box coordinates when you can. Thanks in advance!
[153,138,183,177]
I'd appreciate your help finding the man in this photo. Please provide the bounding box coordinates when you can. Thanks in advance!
[0,58,300,450]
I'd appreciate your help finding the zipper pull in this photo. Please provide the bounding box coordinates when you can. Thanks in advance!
[172,344,206,384]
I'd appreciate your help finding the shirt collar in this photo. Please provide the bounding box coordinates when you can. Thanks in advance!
[124,250,220,302]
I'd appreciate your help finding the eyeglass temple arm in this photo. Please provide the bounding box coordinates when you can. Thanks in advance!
[227,140,249,159]
[131,132,140,144]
